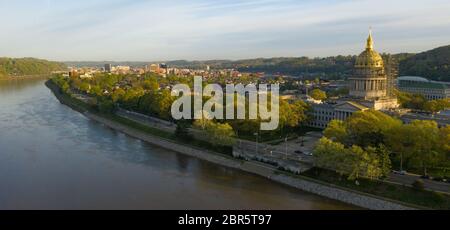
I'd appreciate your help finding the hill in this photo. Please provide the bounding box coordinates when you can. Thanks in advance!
[0,58,67,78]
[399,45,450,82]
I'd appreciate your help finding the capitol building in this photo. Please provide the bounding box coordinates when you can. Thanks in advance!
[309,31,399,129]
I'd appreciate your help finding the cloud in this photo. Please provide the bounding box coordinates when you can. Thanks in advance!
[0,0,450,61]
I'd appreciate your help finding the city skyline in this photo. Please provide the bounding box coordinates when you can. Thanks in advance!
[1,0,450,61]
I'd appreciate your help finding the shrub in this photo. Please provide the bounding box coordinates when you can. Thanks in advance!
[412,179,425,191]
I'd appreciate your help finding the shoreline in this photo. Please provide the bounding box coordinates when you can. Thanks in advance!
[46,80,419,210]
[0,75,51,81]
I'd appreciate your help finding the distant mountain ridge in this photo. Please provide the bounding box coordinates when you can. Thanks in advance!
[0,57,66,78]
[399,45,450,82]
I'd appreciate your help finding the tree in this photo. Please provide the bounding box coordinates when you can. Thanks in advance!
[98,98,115,114]
[396,91,427,110]
[440,125,450,157]
[324,120,348,144]
[52,76,70,93]
[368,145,392,178]
[121,87,145,110]
[385,123,415,171]
[143,78,160,91]
[313,137,346,171]
[90,85,102,96]
[424,99,450,113]
[313,138,386,181]
[279,100,309,130]
[346,145,378,181]
[203,122,236,146]
[175,119,191,140]
[111,88,126,103]
[407,120,445,176]
[151,89,175,120]
[346,110,402,147]
[228,119,260,136]
[193,112,214,130]
[309,89,327,101]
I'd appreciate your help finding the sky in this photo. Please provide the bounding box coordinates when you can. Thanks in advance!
[1,0,450,61]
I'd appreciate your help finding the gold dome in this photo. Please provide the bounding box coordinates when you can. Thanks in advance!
[355,30,384,68]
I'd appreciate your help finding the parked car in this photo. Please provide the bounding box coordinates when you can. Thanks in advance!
[421,175,433,180]
[393,170,407,175]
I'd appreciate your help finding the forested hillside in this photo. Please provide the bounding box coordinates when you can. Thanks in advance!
[399,45,450,82]
[0,58,66,77]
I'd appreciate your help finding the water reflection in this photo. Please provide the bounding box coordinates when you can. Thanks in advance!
[0,79,357,210]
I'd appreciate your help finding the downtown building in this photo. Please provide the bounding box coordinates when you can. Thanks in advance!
[397,76,450,100]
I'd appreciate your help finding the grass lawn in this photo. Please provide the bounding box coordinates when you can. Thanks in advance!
[103,113,233,156]
[302,168,450,210]
[238,126,323,144]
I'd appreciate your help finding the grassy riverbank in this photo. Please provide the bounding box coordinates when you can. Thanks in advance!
[46,80,233,156]
[301,168,450,209]
[0,75,50,80]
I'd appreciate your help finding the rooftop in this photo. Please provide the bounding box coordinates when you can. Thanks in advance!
[398,76,450,89]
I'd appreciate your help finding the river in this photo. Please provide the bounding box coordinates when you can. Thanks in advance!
[0,78,355,210]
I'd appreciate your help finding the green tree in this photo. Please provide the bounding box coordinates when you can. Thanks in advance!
[385,123,416,171]
[346,110,402,147]
[407,120,445,176]
[440,125,450,158]
[314,138,386,181]
[143,78,160,91]
[175,119,191,140]
[90,85,102,96]
[98,98,115,114]
[368,145,392,178]
[79,82,91,93]
[424,99,450,113]
[121,87,145,110]
[337,145,383,181]
[309,89,327,101]
[193,115,214,131]
[324,120,348,144]
[279,100,309,130]
[314,137,347,172]
[111,88,126,103]
[203,122,236,146]
[150,89,175,120]
[397,90,427,110]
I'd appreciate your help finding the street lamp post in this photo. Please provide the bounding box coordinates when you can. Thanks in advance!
[254,132,259,155]
[400,152,404,173]
[236,131,242,150]
[285,136,289,160]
